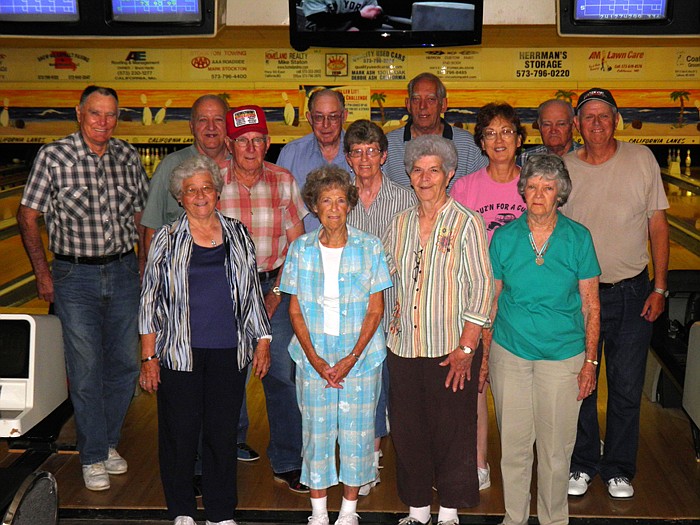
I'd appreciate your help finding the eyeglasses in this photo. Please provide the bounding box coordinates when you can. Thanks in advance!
[182,185,216,197]
[231,136,267,148]
[310,113,342,124]
[412,248,423,283]
[347,147,382,159]
[482,128,517,141]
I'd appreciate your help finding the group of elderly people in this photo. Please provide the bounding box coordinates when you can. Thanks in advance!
[137,91,601,525]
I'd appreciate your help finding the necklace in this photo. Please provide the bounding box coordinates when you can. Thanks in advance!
[528,231,551,266]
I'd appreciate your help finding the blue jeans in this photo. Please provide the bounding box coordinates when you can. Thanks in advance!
[570,272,652,482]
[52,253,140,465]
[260,276,303,473]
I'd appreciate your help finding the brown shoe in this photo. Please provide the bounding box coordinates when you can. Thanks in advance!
[273,469,309,493]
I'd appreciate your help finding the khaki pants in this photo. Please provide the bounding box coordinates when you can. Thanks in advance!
[489,341,583,525]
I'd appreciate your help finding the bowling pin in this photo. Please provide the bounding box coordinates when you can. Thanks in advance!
[154,99,172,124]
[141,93,152,126]
[0,98,9,127]
[282,92,295,126]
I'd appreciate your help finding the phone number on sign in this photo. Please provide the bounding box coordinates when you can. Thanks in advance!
[516,69,570,78]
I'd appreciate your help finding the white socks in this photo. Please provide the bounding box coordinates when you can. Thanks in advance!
[409,505,431,524]
[340,497,358,515]
[311,496,328,518]
[437,506,458,523]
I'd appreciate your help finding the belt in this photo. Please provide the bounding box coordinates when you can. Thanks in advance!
[54,249,134,265]
[258,267,280,282]
[599,268,647,289]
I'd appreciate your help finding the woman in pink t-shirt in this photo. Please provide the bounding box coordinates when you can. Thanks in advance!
[451,102,526,491]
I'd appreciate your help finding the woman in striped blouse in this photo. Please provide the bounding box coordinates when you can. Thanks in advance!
[138,155,271,525]
[382,135,494,525]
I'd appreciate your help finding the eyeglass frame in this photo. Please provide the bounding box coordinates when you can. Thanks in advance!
[482,128,518,141]
[347,146,383,159]
[230,136,268,148]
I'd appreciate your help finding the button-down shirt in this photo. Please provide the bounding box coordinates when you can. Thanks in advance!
[218,161,307,272]
[276,131,352,232]
[280,225,392,376]
[139,211,271,372]
[382,198,494,358]
[347,174,416,330]
[21,131,148,257]
[384,119,487,189]
[517,141,583,167]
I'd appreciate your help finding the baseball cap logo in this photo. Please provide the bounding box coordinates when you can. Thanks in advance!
[233,109,260,128]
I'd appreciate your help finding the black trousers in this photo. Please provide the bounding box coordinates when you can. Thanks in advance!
[158,347,246,521]
[388,348,481,509]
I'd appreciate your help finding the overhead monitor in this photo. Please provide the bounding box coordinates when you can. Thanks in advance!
[0,0,79,22]
[290,1,484,51]
[0,0,225,37]
[110,0,202,23]
[558,0,700,36]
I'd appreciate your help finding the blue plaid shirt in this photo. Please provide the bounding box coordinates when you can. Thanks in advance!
[280,225,392,376]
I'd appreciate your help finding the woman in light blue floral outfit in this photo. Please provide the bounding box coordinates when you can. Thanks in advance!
[280,165,392,525]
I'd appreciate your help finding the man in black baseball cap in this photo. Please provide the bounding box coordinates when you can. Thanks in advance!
[562,88,669,500]
[575,87,618,114]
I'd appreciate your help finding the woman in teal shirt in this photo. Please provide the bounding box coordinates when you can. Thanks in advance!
[487,154,600,525]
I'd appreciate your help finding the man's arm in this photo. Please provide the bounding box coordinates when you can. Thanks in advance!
[264,221,306,318]
[16,204,53,303]
[641,209,670,322]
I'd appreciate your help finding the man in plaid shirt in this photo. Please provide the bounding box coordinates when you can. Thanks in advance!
[17,85,148,492]
[220,105,310,493]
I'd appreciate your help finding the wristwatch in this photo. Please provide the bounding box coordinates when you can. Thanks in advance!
[459,344,474,355]
[653,287,669,298]
[272,286,281,296]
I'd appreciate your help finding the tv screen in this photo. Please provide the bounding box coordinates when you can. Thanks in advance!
[0,0,223,37]
[0,319,31,379]
[0,0,79,22]
[573,0,668,21]
[110,0,202,23]
[290,0,483,51]
[558,0,700,36]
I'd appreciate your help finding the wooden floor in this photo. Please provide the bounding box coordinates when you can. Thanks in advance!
[1,348,699,523]
[2,186,700,523]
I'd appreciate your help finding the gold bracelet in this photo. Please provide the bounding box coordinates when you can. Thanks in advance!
[585,358,599,366]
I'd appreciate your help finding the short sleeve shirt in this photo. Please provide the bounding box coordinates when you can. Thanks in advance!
[21,131,148,256]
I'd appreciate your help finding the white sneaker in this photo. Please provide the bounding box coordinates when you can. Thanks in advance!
[308,515,330,525]
[568,471,591,496]
[206,521,237,525]
[82,462,110,491]
[358,473,381,496]
[478,464,491,490]
[104,447,128,475]
[607,477,634,498]
[334,512,360,525]
[174,517,196,525]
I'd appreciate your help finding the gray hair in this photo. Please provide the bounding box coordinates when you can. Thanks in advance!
[518,154,572,205]
[536,99,574,124]
[407,72,446,101]
[404,135,458,175]
[308,89,345,113]
[190,94,229,122]
[169,155,224,199]
[302,164,359,215]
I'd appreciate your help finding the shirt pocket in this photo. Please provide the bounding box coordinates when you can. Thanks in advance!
[117,185,137,217]
[56,186,89,222]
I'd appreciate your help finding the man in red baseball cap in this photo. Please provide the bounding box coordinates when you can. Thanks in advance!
[221,105,310,494]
